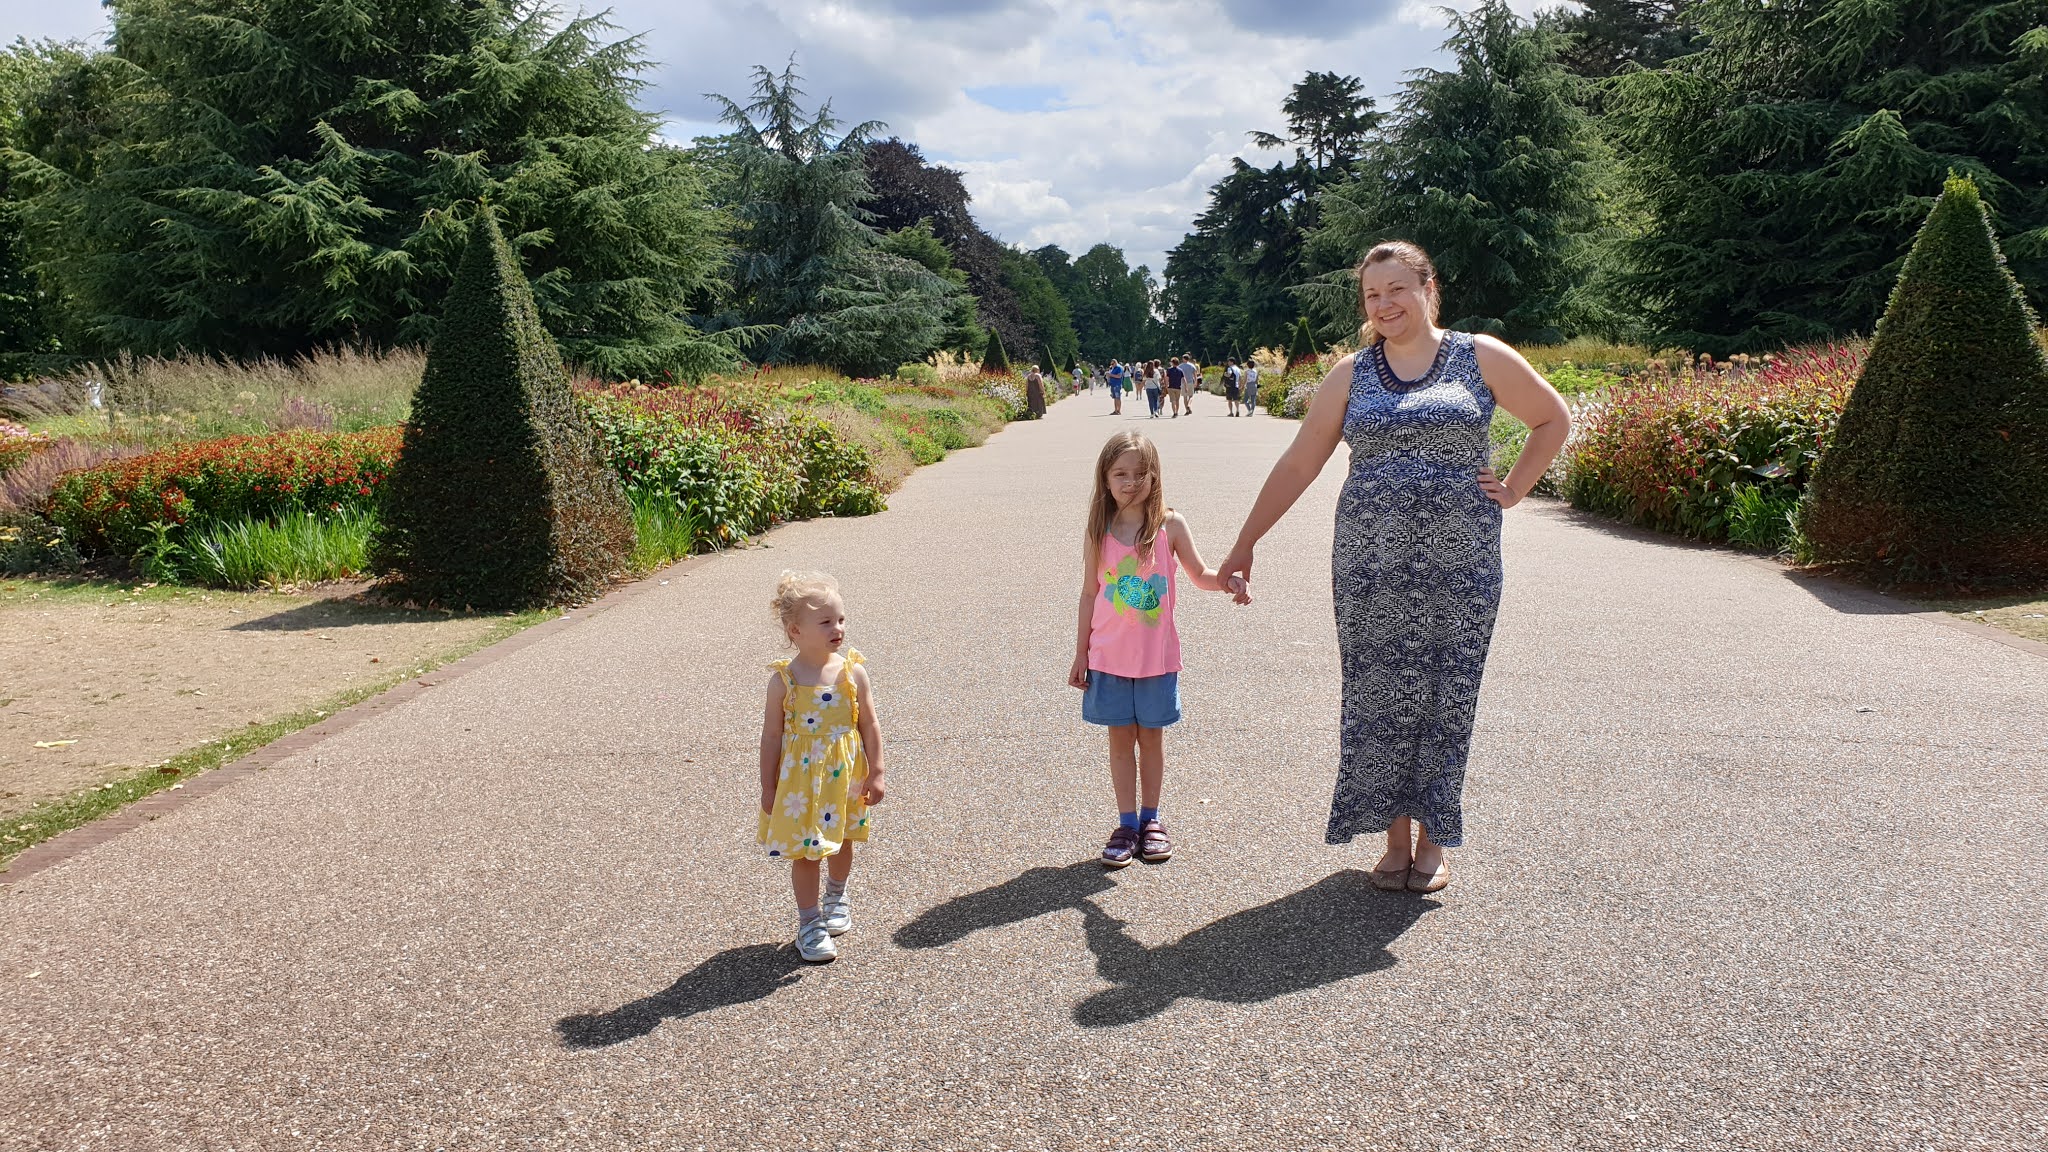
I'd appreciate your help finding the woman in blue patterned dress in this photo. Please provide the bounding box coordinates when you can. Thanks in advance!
[1217,242,1570,894]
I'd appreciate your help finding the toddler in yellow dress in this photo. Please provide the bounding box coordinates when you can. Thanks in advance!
[759,571,886,963]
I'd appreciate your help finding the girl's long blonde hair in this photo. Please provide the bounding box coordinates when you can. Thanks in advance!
[1087,431,1166,573]
[1356,240,1442,346]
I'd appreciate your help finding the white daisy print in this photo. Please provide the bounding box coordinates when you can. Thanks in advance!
[798,711,823,735]
[781,791,809,821]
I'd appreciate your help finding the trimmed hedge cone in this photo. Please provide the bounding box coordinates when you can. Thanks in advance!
[1804,174,2048,589]
[371,209,632,608]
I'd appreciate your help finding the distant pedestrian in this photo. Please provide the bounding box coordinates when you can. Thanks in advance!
[1165,360,1185,417]
[1241,361,1260,416]
[1224,360,1243,416]
[1144,361,1164,417]
[1070,431,1248,868]
[1025,368,1047,418]
[1073,364,1085,396]
[760,571,887,963]
[1180,355,1201,412]
[1107,360,1126,415]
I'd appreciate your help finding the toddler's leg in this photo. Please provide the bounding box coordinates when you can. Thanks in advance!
[826,840,855,884]
[792,858,822,909]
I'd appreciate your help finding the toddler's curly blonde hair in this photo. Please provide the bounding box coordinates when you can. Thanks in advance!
[771,570,841,640]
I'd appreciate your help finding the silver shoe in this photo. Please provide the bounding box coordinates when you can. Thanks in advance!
[796,919,838,963]
[820,891,853,936]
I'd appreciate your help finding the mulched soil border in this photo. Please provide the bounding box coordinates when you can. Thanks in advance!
[1,551,718,885]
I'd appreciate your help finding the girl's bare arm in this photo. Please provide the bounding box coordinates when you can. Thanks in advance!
[1070,530,1099,689]
[1165,512,1242,599]
[758,672,784,813]
[851,663,885,804]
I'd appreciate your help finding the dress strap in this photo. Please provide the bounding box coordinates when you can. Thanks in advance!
[841,649,864,724]
[768,657,794,690]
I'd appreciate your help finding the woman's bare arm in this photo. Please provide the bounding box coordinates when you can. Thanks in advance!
[1220,354,1354,588]
[1472,336,1571,505]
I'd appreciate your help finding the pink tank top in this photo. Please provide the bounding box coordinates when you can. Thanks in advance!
[1089,527,1182,678]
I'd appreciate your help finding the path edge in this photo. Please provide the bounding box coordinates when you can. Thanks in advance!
[1,551,722,886]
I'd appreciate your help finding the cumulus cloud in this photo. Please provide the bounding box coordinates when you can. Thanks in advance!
[8,0,1485,276]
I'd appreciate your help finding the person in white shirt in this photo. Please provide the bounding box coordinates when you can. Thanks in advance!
[1241,361,1260,417]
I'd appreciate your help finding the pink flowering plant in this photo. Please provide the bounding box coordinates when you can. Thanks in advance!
[1561,344,1862,545]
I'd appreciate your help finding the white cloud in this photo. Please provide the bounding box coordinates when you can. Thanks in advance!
[6,0,1488,276]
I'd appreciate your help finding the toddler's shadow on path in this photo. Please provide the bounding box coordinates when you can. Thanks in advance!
[897,863,1432,1028]
[556,943,805,1049]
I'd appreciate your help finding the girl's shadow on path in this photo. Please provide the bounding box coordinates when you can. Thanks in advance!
[555,944,806,1049]
[895,863,1431,1028]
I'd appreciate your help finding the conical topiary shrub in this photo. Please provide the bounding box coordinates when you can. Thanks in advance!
[1804,174,2048,588]
[981,328,1010,373]
[1286,317,1319,368]
[372,208,633,608]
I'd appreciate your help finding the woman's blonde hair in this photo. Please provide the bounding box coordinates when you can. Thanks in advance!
[1087,431,1166,573]
[771,570,840,639]
[1356,240,1442,345]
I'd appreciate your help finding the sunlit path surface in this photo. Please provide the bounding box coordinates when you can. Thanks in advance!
[5,392,2044,1150]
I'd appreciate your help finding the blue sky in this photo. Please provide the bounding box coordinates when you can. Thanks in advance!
[9,1,1534,274]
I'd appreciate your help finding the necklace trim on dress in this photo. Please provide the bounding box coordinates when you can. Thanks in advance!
[1373,335,1450,393]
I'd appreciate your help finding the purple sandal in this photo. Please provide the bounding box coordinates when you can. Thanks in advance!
[1138,819,1173,863]
[1101,824,1139,869]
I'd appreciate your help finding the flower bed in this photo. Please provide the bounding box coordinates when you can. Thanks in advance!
[1561,345,1862,548]
[0,419,51,475]
[45,428,402,558]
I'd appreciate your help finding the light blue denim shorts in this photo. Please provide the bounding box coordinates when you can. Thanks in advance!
[1082,671,1181,729]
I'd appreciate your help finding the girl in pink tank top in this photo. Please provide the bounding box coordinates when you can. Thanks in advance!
[1068,431,1248,868]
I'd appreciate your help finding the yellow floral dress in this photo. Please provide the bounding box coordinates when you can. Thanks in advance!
[758,650,871,860]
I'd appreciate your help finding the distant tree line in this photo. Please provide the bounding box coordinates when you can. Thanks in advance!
[0,1,1163,381]
[1167,0,2048,358]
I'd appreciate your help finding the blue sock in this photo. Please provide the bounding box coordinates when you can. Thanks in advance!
[1118,811,1139,830]
[1139,807,1159,824]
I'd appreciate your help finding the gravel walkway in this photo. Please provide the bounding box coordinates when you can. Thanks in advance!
[4,393,2044,1150]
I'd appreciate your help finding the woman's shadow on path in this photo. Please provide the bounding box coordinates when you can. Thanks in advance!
[895,863,1432,1028]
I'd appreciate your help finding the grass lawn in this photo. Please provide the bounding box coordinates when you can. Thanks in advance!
[1,573,554,868]
[1917,594,2048,645]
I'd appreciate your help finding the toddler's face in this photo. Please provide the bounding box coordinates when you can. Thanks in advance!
[1106,450,1152,508]
[787,592,847,654]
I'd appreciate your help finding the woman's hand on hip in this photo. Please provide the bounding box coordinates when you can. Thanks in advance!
[1477,467,1521,509]
[1068,653,1090,690]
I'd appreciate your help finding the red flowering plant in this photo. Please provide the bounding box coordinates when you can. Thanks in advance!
[46,428,402,558]
[1562,344,1862,541]
[0,419,52,476]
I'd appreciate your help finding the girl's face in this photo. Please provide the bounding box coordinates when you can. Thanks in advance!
[1105,450,1152,510]
[786,591,847,656]
[1361,263,1432,342]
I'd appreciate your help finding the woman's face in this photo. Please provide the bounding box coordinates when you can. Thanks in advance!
[1361,262,1432,342]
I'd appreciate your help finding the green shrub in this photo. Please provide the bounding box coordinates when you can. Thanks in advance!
[1287,318,1318,367]
[628,490,709,570]
[1726,486,1799,554]
[981,328,1010,373]
[46,428,400,558]
[1804,174,2048,588]
[182,508,377,588]
[1561,345,1861,541]
[372,210,632,608]
[894,362,938,386]
[0,509,81,574]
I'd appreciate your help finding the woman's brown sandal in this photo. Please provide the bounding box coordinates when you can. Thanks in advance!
[1369,860,1412,891]
[1407,857,1451,893]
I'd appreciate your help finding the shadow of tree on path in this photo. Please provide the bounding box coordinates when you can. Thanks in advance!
[1073,870,1432,1028]
[893,860,1118,948]
[555,943,806,1049]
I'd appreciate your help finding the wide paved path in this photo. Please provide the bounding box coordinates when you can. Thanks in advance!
[5,392,2045,1151]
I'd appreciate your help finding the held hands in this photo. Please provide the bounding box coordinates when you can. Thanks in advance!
[1478,467,1522,509]
[1218,547,1254,606]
